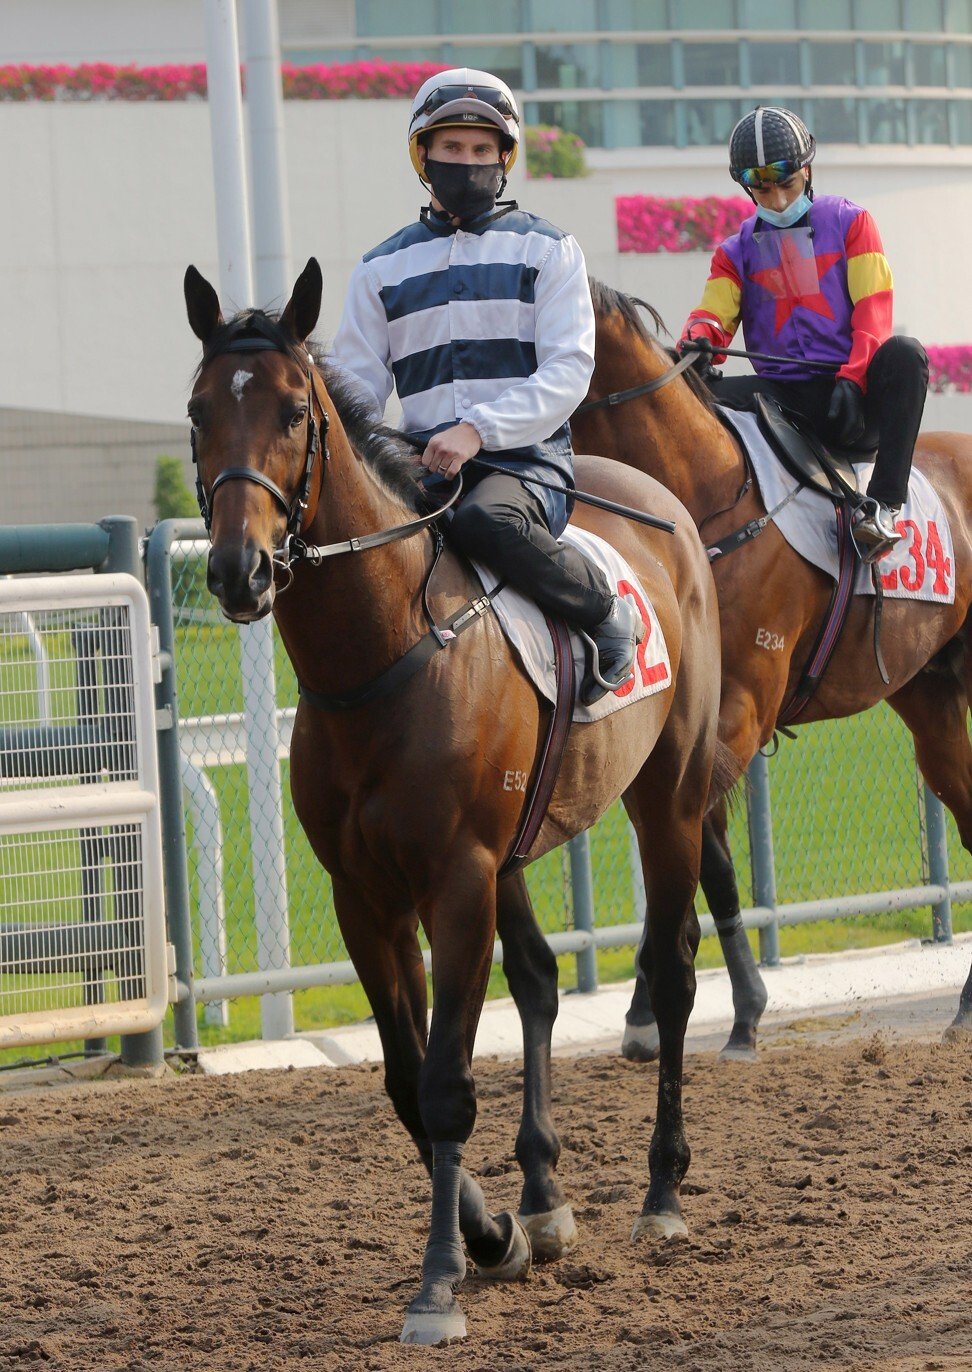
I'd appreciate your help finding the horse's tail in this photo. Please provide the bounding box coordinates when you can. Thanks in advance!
[707,738,743,812]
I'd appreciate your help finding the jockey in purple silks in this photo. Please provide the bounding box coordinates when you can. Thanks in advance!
[680,105,928,563]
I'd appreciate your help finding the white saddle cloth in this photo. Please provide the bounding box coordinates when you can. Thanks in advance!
[717,406,956,607]
[471,525,672,724]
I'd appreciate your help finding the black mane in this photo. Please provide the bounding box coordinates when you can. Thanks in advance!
[588,278,716,414]
[199,309,430,514]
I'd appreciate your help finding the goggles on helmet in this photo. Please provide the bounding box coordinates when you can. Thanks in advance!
[736,159,804,189]
[410,84,520,128]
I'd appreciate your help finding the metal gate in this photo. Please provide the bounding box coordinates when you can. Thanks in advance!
[0,573,170,1048]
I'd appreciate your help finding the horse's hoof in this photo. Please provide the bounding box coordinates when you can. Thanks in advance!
[719,1022,758,1061]
[400,1307,467,1346]
[943,1015,972,1043]
[474,1212,532,1281]
[631,1211,688,1243]
[519,1203,578,1261]
[621,1021,660,1062]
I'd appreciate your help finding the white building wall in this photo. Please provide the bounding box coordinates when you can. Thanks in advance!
[1,100,970,429]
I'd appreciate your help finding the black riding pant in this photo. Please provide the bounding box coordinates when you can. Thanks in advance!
[710,334,928,508]
[448,472,614,630]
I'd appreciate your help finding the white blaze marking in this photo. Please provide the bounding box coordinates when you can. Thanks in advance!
[231,369,253,402]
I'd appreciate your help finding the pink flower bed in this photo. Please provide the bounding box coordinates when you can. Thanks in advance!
[617,195,753,254]
[925,345,972,394]
[0,60,447,101]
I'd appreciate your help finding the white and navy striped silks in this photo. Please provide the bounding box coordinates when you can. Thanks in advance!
[330,206,595,535]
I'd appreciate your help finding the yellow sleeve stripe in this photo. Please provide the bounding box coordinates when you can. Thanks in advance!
[698,275,742,333]
[847,251,893,305]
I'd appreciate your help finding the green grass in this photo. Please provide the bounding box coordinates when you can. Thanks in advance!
[0,564,970,1066]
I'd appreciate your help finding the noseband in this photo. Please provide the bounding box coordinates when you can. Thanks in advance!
[190,335,328,539]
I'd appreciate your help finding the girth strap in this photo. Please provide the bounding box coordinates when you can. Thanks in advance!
[499,616,576,878]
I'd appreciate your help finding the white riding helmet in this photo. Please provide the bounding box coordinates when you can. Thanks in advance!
[408,68,520,179]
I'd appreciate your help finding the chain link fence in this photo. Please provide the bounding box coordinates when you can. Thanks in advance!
[148,522,971,1045]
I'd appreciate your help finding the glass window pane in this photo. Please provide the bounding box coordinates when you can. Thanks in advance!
[532,0,597,29]
[799,0,852,27]
[356,0,437,36]
[904,0,943,28]
[749,41,802,84]
[640,99,677,144]
[746,0,798,27]
[683,43,740,85]
[446,0,522,30]
[684,98,742,145]
[603,98,644,146]
[602,0,669,28]
[535,43,601,87]
[448,45,524,87]
[944,0,972,30]
[855,0,903,28]
[912,41,947,84]
[534,99,604,145]
[811,96,860,139]
[911,97,950,137]
[864,41,907,82]
[673,0,736,26]
[952,46,972,85]
[866,96,908,139]
[952,97,972,139]
[637,43,673,85]
[809,41,858,83]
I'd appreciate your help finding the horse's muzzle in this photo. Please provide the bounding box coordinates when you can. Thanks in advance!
[207,541,275,621]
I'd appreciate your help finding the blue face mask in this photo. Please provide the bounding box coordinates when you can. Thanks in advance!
[756,192,813,229]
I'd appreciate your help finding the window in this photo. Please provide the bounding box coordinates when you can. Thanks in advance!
[683,98,741,145]
[799,0,852,28]
[672,0,737,26]
[531,0,597,30]
[602,0,669,28]
[446,0,523,30]
[749,41,802,85]
[356,0,437,35]
[944,0,972,30]
[637,43,674,85]
[952,46,972,86]
[683,42,740,85]
[911,98,950,138]
[808,41,858,84]
[864,41,907,83]
[534,43,602,88]
[866,96,908,139]
[745,0,798,27]
[602,99,644,147]
[952,97,972,139]
[811,96,861,140]
[911,41,947,85]
[854,0,903,27]
[903,0,943,27]
[448,45,524,89]
[534,99,604,145]
[640,100,677,144]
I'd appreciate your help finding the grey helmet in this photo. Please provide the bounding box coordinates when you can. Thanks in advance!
[729,106,815,187]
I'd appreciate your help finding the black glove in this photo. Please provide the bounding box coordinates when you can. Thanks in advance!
[677,334,715,377]
[826,378,865,447]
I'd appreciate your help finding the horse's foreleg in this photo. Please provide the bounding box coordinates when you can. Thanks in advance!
[403,865,518,1345]
[889,657,972,1037]
[496,870,576,1261]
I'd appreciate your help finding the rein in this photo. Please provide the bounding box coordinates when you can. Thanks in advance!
[574,349,697,415]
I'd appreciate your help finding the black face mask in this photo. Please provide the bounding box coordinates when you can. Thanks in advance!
[424,159,505,221]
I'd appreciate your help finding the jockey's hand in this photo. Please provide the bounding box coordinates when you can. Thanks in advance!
[678,333,717,376]
[826,378,865,448]
[421,422,482,480]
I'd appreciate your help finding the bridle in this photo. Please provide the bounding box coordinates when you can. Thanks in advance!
[573,348,697,415]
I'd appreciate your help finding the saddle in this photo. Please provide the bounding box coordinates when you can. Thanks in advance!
[753,394,873,507]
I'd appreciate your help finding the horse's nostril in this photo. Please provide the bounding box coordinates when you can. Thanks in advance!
[251,548,273,596]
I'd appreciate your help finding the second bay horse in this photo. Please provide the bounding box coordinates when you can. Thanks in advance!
[574,280,972,1058]
[184,258,725,1346]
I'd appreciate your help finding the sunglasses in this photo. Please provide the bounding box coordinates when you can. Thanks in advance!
[737,160,803,189]
[412,85,519,126]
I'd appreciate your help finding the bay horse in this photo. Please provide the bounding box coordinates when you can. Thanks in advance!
[184,258,724,1346]
[574,280,972,1059]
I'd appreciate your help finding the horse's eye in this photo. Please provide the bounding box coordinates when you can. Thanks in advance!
[289,407,307,430]
[187,411,201,430]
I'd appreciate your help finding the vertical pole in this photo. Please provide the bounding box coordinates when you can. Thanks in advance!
[746,751,780,967]
[924,785,953,943]
[203,0,292,1039]
[99,517,165,1068]
[568,833,598,994]
[243,0,292,308]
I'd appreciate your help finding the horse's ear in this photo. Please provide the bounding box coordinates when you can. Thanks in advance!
[280,258,323,343]
[184,265,224,344]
